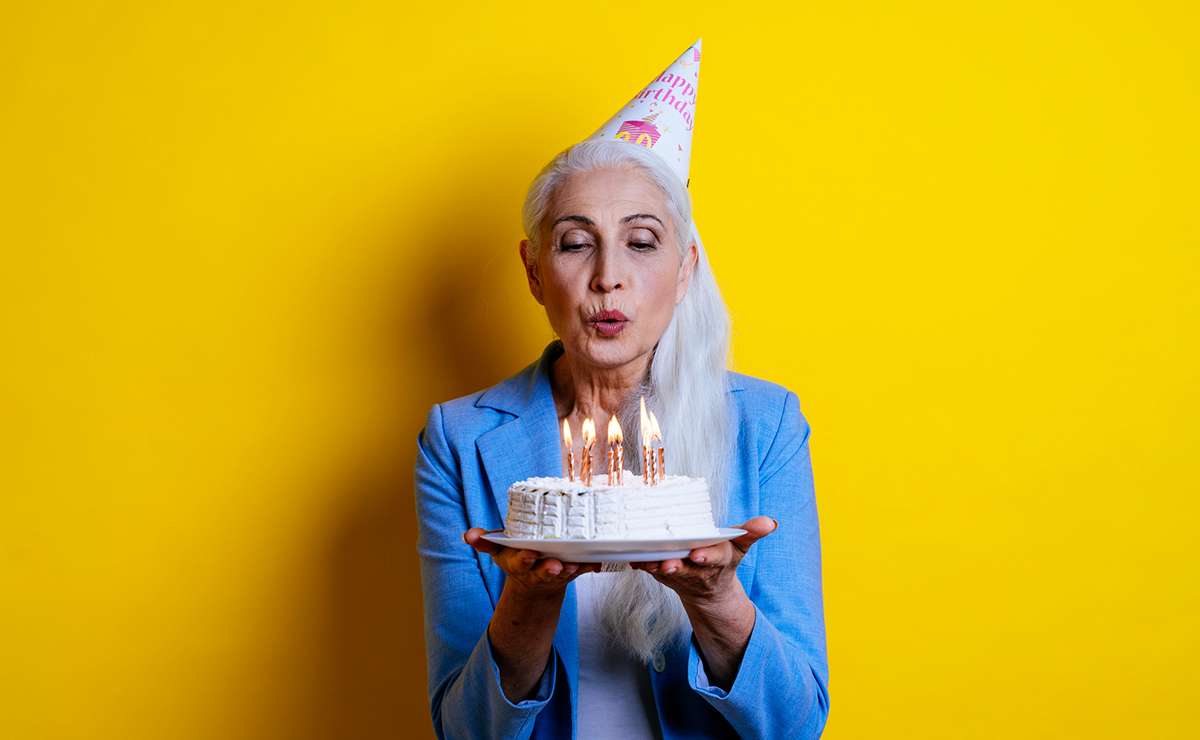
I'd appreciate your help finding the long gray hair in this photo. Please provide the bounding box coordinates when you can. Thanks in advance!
[521,139,734,664]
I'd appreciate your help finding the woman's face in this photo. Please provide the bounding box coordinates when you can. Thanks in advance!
[521,166,697,371]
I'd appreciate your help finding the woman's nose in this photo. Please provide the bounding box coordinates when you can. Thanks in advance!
[589,246,626,293]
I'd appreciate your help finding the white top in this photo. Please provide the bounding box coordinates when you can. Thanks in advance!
[575,572,662,739]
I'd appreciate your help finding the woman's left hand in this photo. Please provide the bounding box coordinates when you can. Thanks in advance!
[630,515,778,607]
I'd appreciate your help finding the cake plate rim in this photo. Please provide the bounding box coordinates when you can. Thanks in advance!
[480,527,747,563]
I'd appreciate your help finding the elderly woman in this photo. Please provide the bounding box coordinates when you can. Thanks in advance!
[415,134,828,739]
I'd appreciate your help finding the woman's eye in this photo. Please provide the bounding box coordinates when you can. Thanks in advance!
[630,242,657,251]
[559,242,589,251]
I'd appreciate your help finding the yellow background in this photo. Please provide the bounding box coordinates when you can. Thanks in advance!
[3,2,1197,738]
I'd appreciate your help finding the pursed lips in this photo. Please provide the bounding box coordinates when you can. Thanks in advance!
[588,309,630,336]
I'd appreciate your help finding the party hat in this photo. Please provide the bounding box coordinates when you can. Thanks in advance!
[587,39,703,189]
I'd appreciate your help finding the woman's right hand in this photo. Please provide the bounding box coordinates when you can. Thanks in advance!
[464,528,601,598]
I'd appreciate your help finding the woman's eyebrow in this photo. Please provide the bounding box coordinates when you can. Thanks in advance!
[621,213,663,226]
[552,214,595,227]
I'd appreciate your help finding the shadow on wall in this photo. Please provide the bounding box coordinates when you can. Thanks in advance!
[316,161,547,738]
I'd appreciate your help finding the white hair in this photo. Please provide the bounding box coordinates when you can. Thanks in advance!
[521,139,734,664]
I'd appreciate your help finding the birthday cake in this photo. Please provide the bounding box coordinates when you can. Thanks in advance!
[503,471,719,540]
[506,396,718,540]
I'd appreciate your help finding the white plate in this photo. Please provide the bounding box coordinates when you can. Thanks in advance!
[480,528,746,563]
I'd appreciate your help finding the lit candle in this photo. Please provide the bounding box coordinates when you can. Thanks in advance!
[649,411,664,483]
[639,396,652,485]
[562,418,575,481]
[607,415,624,485]
[615,416,625,484]
[581,417,596,486]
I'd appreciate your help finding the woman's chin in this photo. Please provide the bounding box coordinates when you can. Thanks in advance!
[572,334,647,369]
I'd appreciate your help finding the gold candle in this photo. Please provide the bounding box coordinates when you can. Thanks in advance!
[606,415,623,485]
[648,411,664,484]
[639,396,652,484]
[562,418,575,481]
[581,417,596,486]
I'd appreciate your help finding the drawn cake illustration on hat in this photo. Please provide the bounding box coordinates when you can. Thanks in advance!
[615,112,663,149]
[587,38,702,190]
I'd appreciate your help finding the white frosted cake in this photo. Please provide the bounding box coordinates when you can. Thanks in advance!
[504,470,720,540]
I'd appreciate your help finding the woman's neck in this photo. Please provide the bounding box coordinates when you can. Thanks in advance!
[550,347,651,423]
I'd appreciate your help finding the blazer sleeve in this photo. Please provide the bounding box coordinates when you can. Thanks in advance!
[685,390,831,738]
[415,403,559,740]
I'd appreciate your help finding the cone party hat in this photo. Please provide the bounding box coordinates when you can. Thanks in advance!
[587,39,702,190]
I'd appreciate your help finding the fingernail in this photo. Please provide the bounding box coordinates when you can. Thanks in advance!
[771,517,779,531]
[565,565,578,575]
[693,555,706,563]
[664,566,678,574]
[462,532,469,544]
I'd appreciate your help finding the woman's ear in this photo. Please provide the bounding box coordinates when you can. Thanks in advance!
[519,239,545,305]
[675,241,699,304]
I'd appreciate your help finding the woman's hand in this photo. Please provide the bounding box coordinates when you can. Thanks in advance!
[631,515,778,690]
[630,515,778,608]
[464,528,601,599]
[463,527,599,703]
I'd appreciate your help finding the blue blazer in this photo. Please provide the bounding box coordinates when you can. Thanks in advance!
[415,341,830,739]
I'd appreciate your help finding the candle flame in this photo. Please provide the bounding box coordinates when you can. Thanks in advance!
[648,411,662,442]
[581,417,596,446]
[562,418,572,447]
[639,396,652,445]
[607,415,623,444]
